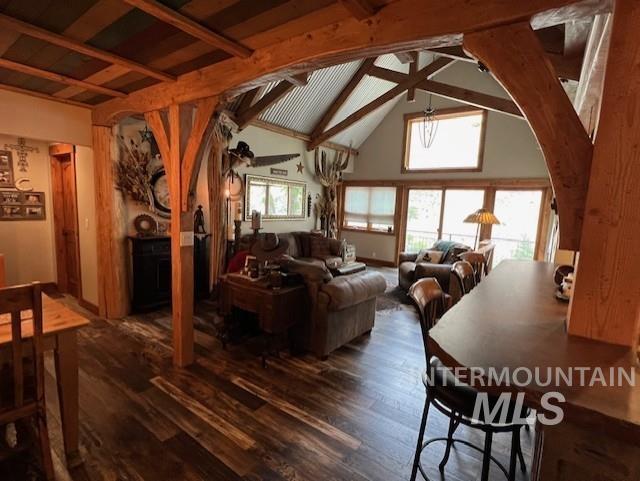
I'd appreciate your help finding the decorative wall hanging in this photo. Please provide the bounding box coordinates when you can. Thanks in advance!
[314,148,350,239]
[296,162,304,174]
[14,178,33,191]
[0,190,45,220]
[0,150,15,187]
[150,168,170,218]
[133,213,157,236]
[115,135,171,218]
[270,168,287,176]
[4,138,38,172]
[139,124,160,159]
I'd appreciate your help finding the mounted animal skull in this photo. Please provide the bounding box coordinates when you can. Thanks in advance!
[314,147,351,238]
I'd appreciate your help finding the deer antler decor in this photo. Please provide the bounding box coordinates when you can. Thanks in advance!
[314,147,350,238]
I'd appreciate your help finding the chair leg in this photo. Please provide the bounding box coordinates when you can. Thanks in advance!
[517,429,527,473]
[480,431,493,481]
[438,414,459,471]
[410,396,430,481]
[36,409,55,481]
[509,429,520,481]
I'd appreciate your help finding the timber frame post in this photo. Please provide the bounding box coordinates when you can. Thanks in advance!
[92,125,129,319]
[144,97,218,367]
[568,0,640,347]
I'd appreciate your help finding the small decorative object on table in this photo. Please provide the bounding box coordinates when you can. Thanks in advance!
[194,205,206,233]
[251,210,262,236]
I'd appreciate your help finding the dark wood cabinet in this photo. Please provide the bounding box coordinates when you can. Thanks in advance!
[128,235,210,312]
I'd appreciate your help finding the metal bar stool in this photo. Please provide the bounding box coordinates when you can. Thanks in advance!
[408,278,527,481]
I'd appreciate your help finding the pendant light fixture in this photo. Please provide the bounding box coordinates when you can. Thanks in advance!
[418,94,438,148]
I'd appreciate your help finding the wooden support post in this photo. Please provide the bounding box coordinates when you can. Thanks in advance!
[144,98,218,366]
[568,0,640,347]
[92,125,128,318]
[464,22,593,251]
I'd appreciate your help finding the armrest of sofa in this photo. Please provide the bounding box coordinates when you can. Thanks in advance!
[399,252,418,263]
[414,262,452,292]
[328,238,345,256]
[319,271,386,311]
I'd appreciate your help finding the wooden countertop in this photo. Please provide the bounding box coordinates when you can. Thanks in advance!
[428,260,640,443]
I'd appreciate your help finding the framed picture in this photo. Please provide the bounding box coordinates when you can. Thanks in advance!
[24,205,45,220]
[0,191,46,221]
[0,150,14,188]
[0,191,21,205]
[23,192,44,204]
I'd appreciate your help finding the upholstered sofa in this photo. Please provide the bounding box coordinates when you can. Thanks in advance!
[284,259,387,358]
[238,231,345,269]
[398,241,471,293]
[237,231,387,358]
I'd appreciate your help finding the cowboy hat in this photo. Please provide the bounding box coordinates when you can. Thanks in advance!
[251,233,289,260]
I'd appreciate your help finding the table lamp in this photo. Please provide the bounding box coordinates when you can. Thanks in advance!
[463,208,500,250]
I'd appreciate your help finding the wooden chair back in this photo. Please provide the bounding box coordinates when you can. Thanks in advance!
[408,278,446,365]
[0,282,44,423]
[477,242,495,273]
[459,251,487,284]
[451,260,477,297]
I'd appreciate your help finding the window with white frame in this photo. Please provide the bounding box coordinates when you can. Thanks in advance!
[343,186,397,233]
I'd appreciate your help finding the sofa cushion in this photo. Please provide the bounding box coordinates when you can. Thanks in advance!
[321,271,386,311]
[416,249,444,264]
[310,235,332,258]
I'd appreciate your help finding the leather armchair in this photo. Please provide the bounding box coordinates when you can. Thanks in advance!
[285,260,386,358]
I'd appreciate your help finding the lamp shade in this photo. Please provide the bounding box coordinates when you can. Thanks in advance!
[463,208,500,225]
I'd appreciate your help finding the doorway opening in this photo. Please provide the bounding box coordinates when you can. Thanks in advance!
[50,144,81,298]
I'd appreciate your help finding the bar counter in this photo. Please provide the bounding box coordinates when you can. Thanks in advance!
[427,260,640,479]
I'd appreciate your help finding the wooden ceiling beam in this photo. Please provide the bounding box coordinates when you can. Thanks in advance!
[0,58,126,98]
[394,51,416,64]
[464,22,593,250]
[123,0,253,58]
[339,0,377,20]
[310,57,377,140]
[0,13,174,83]
[309,57,453,150]
[92,0,611,125]
[235,80,297,129]
[235,87,260,114]
[429,44,583,81]
[406,52,418,102]
[0,82,92,109]
[368,65,523,117]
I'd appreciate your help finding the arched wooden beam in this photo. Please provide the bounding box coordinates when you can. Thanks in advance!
[463,22,593,251]
[92,0,610,125]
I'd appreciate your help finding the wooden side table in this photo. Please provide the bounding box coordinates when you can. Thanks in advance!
[220,274,309,366]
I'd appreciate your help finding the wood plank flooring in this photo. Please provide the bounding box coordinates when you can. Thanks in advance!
[3,276,532,481]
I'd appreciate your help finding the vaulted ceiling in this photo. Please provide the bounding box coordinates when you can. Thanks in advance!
[0,0,598,149]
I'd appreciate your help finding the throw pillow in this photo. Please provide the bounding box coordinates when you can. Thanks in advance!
[416,249,444,264]
[310,235,331,258]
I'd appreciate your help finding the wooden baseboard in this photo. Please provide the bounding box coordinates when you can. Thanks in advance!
[79,297,99,315]
[357,256,396,268]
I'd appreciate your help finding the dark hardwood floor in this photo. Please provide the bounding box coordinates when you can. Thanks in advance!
[6,277,532,481]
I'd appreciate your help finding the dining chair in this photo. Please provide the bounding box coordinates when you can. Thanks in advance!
[407,277,527,481]
[451,260,477,297]
[0,282,54,480]
[459,251,487,284]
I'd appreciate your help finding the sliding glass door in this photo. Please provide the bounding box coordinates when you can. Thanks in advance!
[441,189,485,246]
[403,187,546,265]
[405,189,442,251]
[491,190,543,264]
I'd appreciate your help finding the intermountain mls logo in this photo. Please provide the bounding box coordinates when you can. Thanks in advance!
[425,366,636,426]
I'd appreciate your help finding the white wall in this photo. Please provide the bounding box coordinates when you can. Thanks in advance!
[0,90,92,146]
[0,91,97,304]
[342,62,550,262]
[0,135,56,285]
